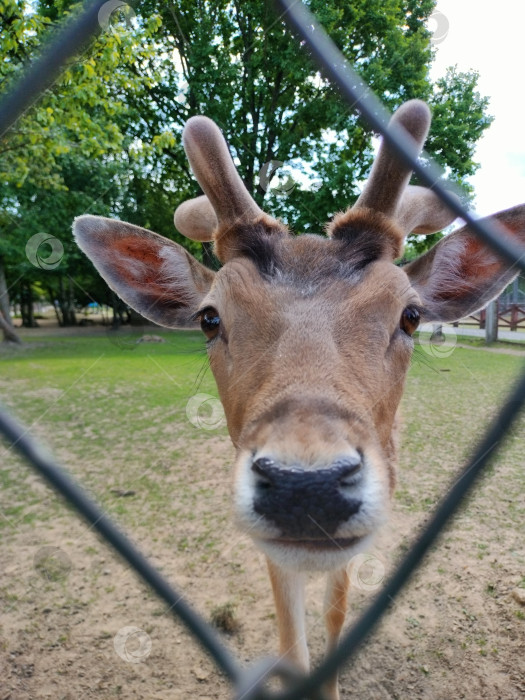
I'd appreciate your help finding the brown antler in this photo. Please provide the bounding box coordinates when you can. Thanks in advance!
[396,184,459,234]
[354,100,431,217]
[354,100,456,236]
[175,102,457,262]
[174,117,281,260]
[182,117,261,225]
[174,194,218,243]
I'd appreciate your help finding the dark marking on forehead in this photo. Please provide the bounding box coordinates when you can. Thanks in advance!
[327,207,404,260]
[335,222,392,270]
[227,213,401,288]
[214,213,288,266]
[235,221,288,277]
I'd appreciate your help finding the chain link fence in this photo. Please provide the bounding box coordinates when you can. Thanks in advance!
[1,1,524,698]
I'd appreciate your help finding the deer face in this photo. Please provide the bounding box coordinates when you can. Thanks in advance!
[74,100,525,572]
[196,231,420,569]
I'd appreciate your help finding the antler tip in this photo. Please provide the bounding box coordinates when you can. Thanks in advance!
[182,115,222,148]
[174,195,217,243]
[393,99,431,140]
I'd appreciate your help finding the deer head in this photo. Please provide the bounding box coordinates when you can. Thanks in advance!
[73,100,525,697]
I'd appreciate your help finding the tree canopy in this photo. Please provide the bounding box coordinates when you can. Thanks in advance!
[0,0,493,339]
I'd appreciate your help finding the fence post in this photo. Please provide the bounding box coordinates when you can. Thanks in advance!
[485,300,498,343]
[512,277,519,303]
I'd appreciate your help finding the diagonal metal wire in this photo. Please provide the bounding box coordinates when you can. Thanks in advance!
[0,404,242,684]
[1,1,524,699]
[0,0,114,139]
[276,0,525,271]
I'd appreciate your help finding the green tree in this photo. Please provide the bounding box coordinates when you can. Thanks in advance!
[131,0,490,234]
[426,66,492,193]
[0,0,494,342]
[0,0,162,339]
[3,153,129,328]
[1,0,130,189]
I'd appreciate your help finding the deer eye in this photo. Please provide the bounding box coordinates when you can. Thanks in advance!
[400,305,421,336]
[199,307,221,339]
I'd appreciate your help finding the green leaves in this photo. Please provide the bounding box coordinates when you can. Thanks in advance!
[0,0,162,190]
[426,67,493,193]
[0,0,495,336]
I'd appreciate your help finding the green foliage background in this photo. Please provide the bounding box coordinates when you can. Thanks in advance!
[0,0,493,334]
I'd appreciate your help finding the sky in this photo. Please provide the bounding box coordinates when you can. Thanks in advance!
[430,0,525,216]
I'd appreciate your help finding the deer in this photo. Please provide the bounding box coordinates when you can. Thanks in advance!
[73,100,525,700]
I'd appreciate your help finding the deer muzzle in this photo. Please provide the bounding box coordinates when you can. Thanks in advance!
[251,457,362,539]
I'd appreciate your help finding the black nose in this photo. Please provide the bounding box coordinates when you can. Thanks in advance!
[252,457,362,538]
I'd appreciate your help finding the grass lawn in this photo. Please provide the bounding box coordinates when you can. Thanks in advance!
[0,329,524,700]
[0,329,523,531]
[0,330,222,531]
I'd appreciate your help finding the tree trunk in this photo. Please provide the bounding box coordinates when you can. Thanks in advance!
[110,291,125,329]
[0,258,22,343]
[65,276,77,326]
[20,280,38,328]
[0,310,22,344]
[0,257,13,326]
[46,286,62,326]
[56,276,77,326]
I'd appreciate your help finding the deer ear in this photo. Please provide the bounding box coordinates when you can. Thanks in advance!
[404,205,525,322]
[73,215,215,329]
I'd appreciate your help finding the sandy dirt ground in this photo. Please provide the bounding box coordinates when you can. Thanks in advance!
[1,342,524,699]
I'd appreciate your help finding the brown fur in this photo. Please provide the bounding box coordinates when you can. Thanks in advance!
[326,207,405,259]
[214,213,290,263]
